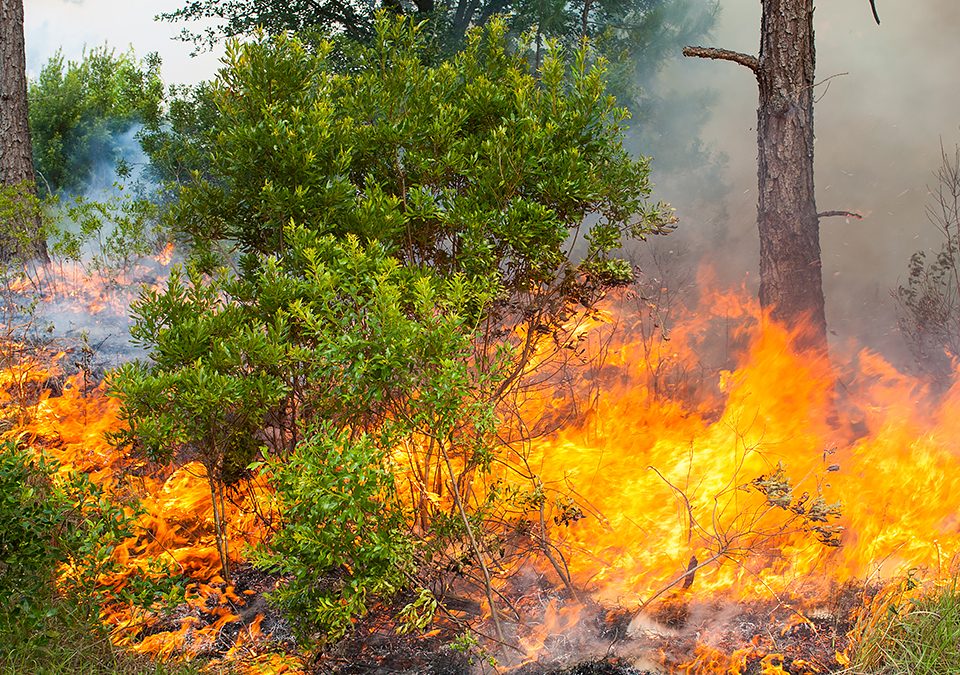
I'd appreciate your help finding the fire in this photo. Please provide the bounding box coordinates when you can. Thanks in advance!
[513,289,960,600]
[4,267,960,672]
[491,283,960,670]
[9,358,293,669]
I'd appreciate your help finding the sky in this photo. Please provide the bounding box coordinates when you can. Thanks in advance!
[22,0,960,356]
[24,0,224,84]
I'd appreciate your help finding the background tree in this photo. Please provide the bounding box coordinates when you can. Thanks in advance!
[683,0,878,352]
[28,47,164,196]
[0,0,47,262]
[159,0,716,105]
[160,0,710,53]
[896,144,960,382]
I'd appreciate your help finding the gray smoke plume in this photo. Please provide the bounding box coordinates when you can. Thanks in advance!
[27,121,168,369]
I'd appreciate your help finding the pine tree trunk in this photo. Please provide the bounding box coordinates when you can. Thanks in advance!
[0,0,48,263]
[684,0,828,353]
[756,0,825,352]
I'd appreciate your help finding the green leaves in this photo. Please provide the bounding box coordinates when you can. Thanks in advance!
[0,442,155,631]
[111,265,289,471]
[255,425,412,643]
[173,16,673,327]
[28,47,164,196]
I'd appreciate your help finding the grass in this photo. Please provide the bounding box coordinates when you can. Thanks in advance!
[0,595,199,675]
[850,581,960,675]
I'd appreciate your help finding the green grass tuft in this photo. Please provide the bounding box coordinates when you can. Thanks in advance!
[852,582,960,675]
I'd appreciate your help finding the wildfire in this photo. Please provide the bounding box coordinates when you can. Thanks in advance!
[14,369,289,666]
[497,282,960,670]
[5,269,960,672]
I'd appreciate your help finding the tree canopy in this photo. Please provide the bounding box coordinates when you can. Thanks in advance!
[173,18,673,326]
[162,0,712,52]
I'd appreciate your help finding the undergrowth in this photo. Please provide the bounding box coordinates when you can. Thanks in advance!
[0,596,197,675]
[851,578,960,674]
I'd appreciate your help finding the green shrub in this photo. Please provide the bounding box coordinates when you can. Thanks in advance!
[115,15,670,646]
[255,425,414,642]
[0,442,69,622]
[46,189,165,280]
[0,439,165,623]
[173,17,673,327]
[109,265,290,583]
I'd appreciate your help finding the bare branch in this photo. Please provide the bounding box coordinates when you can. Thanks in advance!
[649,465,694,546]
[682,46,759,74]
[818,210,864,221]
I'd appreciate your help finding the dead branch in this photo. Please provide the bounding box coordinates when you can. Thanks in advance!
[818,210,864,221]
[538,499,582,603]
[682,46,759,74]
[642,550,729,609]
[438,439,505,643]
[681,554,698,590]
[648,466,694,547]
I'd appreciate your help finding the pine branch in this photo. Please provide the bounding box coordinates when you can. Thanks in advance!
[682,46,759,74]
[818,210,864,221]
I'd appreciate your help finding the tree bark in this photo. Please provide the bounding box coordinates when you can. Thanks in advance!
[755,0,825,351]
[0,0,48,263]
[581,0,593,40]
[685,0,826,353]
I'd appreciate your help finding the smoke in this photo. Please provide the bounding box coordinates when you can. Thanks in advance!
[633,0,960,362]
[82,123,151,198]
[27,121,169,369]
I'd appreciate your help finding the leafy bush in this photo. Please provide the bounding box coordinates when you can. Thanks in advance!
[115,16,670,645]
[255,426,413,642]
[0,180,48,265]
[138,82,221,192]
[114,224,500,634]
[0,440,144,630]
[46,189,165,281]
[173,17,672,326]
[0,442,69,622]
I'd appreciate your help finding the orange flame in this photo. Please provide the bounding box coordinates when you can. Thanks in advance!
[6,271,960,671]
[506,288,960,605]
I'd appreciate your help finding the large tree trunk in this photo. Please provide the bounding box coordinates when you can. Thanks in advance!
[0,0,48,263]
[684,0,827,353]
[756,0,825,351]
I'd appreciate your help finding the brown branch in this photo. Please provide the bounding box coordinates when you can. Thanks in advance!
[682,46,759,74]
[538,499,582,603]
[649,466,694,546]
[818,210,864,221]
[438,440,505,643]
